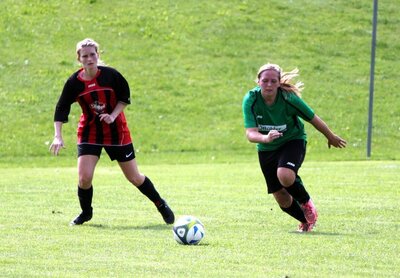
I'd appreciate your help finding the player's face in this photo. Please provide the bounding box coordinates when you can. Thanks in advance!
[258,69,280,96]
[78,46,99,71]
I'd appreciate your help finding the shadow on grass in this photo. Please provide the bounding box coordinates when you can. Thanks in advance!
[83,223,172,231]
[288,231,343,236]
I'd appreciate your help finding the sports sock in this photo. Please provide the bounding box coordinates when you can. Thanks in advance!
[137,176,163,206]
[285,175,310,204]
[280,200,307,223]
[77,185,93,215]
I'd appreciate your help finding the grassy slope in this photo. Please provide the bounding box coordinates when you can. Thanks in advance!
[0,0,399,165]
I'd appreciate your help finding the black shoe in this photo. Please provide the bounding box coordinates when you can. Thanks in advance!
[157,200,175,224]
[70,210,92,226]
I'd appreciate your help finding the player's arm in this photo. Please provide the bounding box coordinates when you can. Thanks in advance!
[49,121,65,155]
[245,127,282,144]
[309,114,346,148]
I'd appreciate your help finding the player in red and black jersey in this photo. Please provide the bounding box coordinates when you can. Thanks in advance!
[55,65,132,146]
[50,38,174,226]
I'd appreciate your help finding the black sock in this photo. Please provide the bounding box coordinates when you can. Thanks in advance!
[280,200,307,223]
[77,186,93,215]
[137,177,163,206]
[285,176,310,204]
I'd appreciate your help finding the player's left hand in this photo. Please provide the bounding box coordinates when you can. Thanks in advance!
[328,135,347,149]
[99,114,115,124]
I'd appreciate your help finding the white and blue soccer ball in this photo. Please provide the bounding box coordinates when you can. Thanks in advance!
[172,215,205,245]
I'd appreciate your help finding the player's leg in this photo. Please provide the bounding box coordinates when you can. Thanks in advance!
[70,153,99,225]
[118,159,175,224]
[108,144,175,224]
[277,140,317,226]
[277,167,309,203]
[258,151,306,223]
[274,168,318,232]
[273,188,307,223]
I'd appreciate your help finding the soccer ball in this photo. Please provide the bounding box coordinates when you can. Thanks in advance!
[172,215,205,245]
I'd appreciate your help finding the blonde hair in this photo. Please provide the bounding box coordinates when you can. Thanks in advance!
[75,38,105,66]
[256,63,304,97]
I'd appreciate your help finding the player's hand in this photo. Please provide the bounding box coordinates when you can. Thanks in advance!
[328,135,347,149]
[99,113,115,124]
[49,136,65,155]
[264,130,283,143]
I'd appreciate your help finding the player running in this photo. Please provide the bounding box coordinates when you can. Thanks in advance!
[242,63,346,232]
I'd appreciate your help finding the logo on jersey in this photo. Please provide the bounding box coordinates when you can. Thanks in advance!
[258,124,287,132]
[90,101,106,115]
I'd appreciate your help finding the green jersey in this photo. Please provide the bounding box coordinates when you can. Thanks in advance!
[242,86,315,151]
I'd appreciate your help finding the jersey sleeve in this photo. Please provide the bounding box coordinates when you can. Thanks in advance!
[53,75,80,123]
[112,68,131,105]
[242,91,257,128]
[285,93,315,121]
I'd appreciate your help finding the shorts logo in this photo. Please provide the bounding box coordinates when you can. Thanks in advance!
[125,152,133,158]
[286,162,295,167]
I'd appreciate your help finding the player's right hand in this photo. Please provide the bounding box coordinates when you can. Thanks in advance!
[265,130,283,143]
[49,136,65,155]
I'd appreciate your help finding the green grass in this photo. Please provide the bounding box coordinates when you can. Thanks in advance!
[1,161,399,277]
[0,0,399,163]
[0,1,399,277]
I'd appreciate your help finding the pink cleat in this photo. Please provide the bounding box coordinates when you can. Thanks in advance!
[297,222,315,233]
[301,199,318,225]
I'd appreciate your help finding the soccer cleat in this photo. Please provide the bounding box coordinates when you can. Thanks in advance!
[297,222,315,233]
[157,200,175,224]
[70,210,92,226]
[301,199,318,225]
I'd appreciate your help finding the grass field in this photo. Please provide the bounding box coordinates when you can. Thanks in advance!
[1,161,399,277]
[1,1,399,277]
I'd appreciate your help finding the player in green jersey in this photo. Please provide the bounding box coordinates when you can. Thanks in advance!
[242,63,346,232]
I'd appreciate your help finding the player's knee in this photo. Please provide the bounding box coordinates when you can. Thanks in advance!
[279,176,295,187]
[277,168,295,187]
[127,174,144,187]
[79,175,93,188]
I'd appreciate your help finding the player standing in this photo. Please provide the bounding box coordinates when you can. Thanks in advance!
[49,38,174,226]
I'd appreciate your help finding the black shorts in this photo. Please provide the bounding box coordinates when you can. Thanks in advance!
[77,143,136,162]
[258,139,306,194]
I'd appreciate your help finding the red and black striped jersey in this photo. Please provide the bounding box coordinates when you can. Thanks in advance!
[54,66,132,146]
